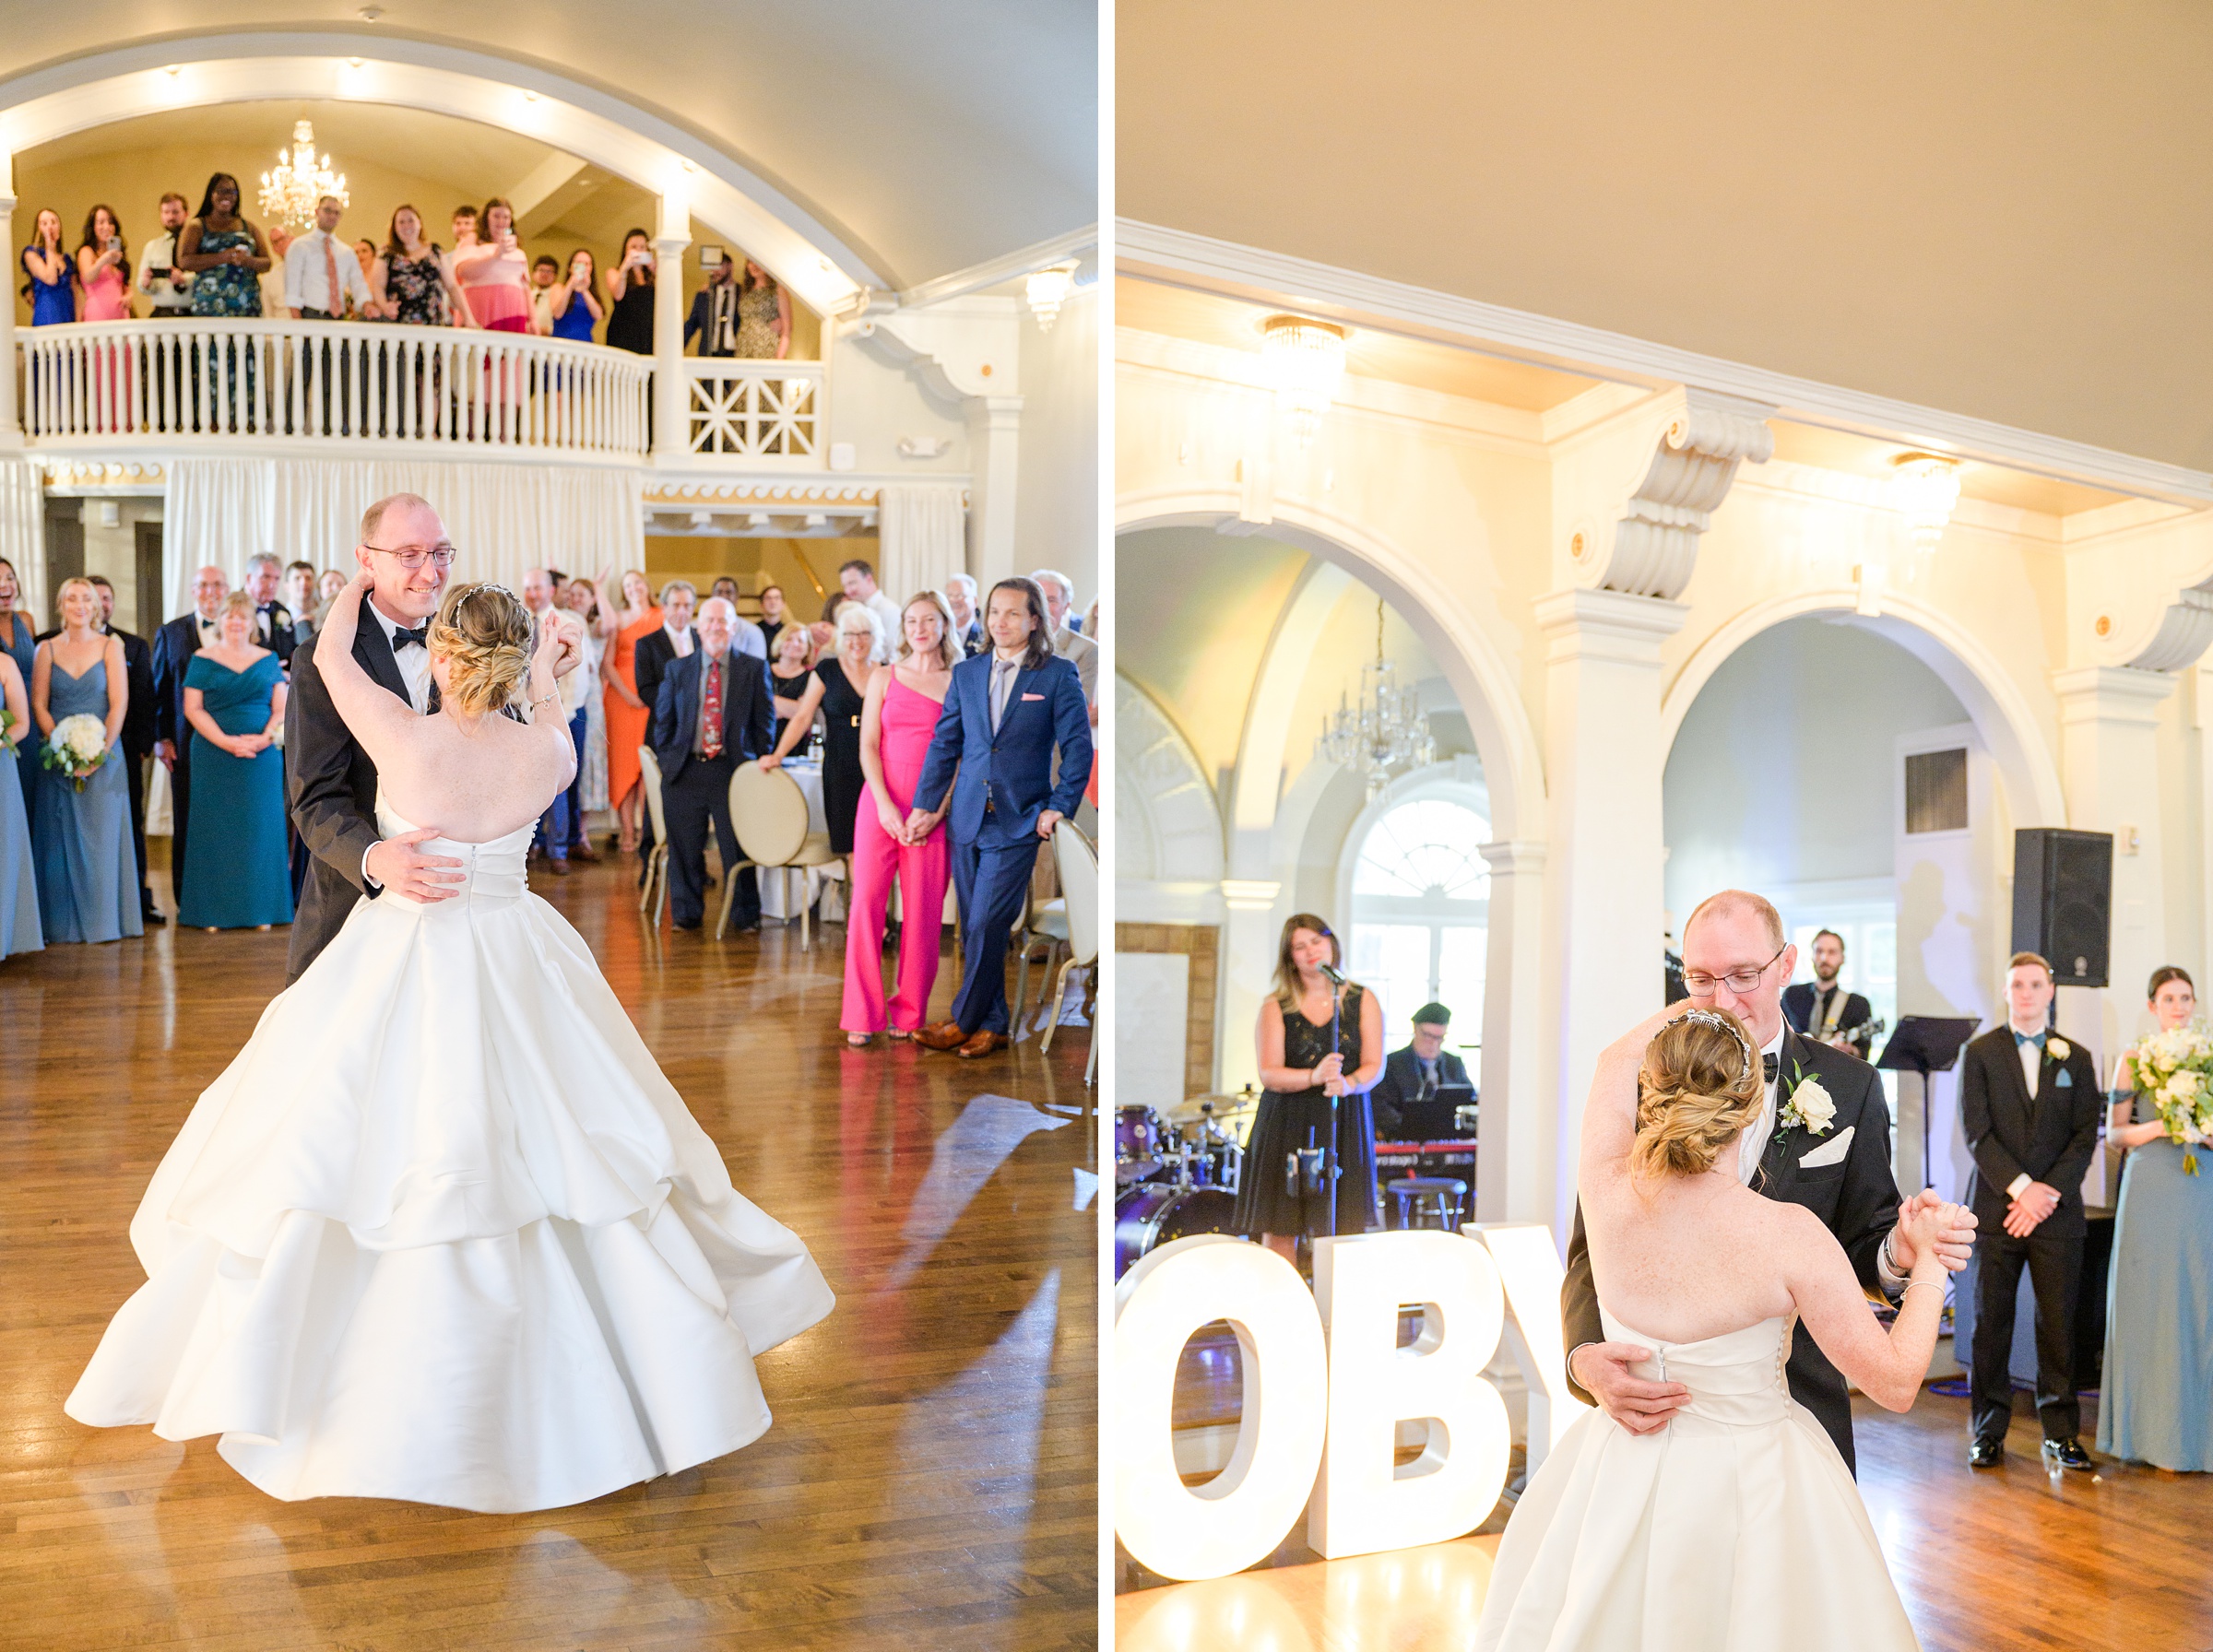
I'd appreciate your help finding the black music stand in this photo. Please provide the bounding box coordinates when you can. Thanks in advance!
[1876,1016,1982,1190]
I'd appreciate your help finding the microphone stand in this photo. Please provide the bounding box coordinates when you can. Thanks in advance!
[1320,962,1346,1244]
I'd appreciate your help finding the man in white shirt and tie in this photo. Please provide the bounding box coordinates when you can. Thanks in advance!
[285,195,373,432]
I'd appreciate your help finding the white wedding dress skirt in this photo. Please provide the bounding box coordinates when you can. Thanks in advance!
[1474,1308,1920,1651]
[65,802,835,1513]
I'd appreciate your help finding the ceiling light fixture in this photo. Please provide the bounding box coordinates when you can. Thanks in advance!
[1890,453,1962,550]
[1260,313,1346,445]
[1025,263,1077,330]
[259,121,349,231]
[1317,597,1433,798]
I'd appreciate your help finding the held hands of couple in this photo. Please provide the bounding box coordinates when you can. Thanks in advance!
[365,826,466,903]
[1890,1187,1977,1271]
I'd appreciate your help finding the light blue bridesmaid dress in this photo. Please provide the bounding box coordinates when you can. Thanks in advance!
[0,732,41,958]
[30,657,143,944]
[177,652,292,930]
[2099,1090,2213,1470]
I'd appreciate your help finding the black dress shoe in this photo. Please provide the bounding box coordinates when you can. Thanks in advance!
[672,919,701,932]
[2041,1437,2094,1471]
[141,908,167,926]
[1968,1436,2005,1469]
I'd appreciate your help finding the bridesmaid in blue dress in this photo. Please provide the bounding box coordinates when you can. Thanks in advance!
[0,652,42,960]
[2101,964,2213,1470]
[0,557,38,820]
[30,577,141,944]
[178,591,291,931]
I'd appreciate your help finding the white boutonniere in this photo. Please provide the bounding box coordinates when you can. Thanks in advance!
[1779,1068,1836,1136]
[2048,1036,2070,1062]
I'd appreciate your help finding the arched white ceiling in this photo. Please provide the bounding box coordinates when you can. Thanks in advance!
[0,8,1095,294]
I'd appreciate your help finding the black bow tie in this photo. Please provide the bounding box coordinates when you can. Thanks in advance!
[392,625,428,650]
[1762,1053,1780,1084]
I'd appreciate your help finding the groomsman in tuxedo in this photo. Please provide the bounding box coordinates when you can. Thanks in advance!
[907,577,1091,1059]
[649,597,771,931]
[1781,929,1876,1057]
[151,564,229,912]
[1369,1001,1470,1138]
[243,552,296,669]
[1562,889,1979,1473]
[1959,952,2103,1470]
[41,575,161,924]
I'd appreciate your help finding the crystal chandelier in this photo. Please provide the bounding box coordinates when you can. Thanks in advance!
[1317,598,1435,797]
[259,121,349,231]
[1025,264,1075,330]
[1890,452,1961,551]
[1260,313,1346,445]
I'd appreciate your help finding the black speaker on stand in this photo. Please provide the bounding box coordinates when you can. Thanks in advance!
[2009,829,2112,986]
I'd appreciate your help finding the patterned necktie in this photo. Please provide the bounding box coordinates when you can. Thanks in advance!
[323,233,339,315]
[703,654,724,757]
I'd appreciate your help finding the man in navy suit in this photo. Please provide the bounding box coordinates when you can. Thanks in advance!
[650,596,773,932]
[150,563,229,912]
[907,577,1092,1058]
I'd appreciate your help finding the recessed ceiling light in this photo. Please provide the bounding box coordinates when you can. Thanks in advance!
[358,6,383,20]
[347,56,363,68]
[163,65,180,77]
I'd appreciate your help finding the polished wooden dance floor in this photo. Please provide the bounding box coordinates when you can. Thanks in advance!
[1116,1391,2213,1650]
[0,853,1096,1650]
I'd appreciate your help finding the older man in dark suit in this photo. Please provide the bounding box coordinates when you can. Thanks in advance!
[1959,951,2104,1471]
[150,563,228,913]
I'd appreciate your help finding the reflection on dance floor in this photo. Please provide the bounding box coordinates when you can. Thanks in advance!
[1117,1538,1499,1652]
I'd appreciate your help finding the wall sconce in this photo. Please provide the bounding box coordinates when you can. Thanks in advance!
[1890,453,1961,550]
[1025,263,1076,330]
[1260,314,1346,445]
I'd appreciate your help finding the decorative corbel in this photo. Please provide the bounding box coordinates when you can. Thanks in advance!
[1554,386,1777,600]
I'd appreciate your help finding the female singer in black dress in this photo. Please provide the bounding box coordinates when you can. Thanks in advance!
[1234,913,1384,1261]
[759,603,882,856]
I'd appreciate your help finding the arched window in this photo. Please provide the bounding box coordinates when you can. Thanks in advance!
[1347,796,1489,1072]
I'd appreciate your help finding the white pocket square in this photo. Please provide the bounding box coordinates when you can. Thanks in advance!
[1798,1125,1854,1169]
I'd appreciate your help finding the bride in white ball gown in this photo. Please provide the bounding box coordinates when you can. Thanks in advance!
[65,572,834,1514]
[1475,1004,1955,1651]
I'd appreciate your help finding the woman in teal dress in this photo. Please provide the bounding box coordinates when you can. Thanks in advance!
[179,591,290,931]
[0,651,42,959]
[30,577,140,945]
[2101,964,2213,1470]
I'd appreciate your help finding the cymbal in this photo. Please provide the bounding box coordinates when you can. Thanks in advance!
[1163,1093,1255,1127]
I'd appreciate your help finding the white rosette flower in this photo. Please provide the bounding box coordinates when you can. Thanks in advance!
[1781,1074,1836,1135]
[42,712,109,793]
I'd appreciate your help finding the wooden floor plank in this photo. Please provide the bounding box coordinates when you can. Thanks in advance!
[0,849,1097,1651]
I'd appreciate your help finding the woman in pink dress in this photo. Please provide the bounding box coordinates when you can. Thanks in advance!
[841,591,958,1044]
[76,205,136,431]
[451,196,529,431]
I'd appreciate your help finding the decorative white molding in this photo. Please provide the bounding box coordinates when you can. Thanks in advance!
[2052,664,2183,726]
[0,36,882,313]
[1533,586,1693,659]
[845,296,1022,404]
[1220,879,1283,911]
[2108,588,2213,675]
[1119,219,2213,508]
[894,224,1099,313]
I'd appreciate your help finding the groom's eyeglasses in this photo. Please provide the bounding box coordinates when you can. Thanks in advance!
[1681,943,1788,997]
[364,541,457,572]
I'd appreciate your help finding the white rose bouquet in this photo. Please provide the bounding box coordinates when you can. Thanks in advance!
[2130,1022,2213,1175]
[41,713,109,793]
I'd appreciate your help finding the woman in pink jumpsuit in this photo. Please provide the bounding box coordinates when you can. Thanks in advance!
[842,591,958,1044]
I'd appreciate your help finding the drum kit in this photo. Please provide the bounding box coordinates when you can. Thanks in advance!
[1112,1092,1255,1279]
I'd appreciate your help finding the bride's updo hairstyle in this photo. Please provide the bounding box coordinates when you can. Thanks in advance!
[1633,1008,1765,1181]
[427,580,531,716]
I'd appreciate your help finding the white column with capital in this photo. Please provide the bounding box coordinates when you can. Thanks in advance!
[649,192,692,466]
[2052,665,2178,1065]
[1477,837,1549,1223]
[0,182,18,444]
[966,395,1023,583]
[1533,588,1688,1236]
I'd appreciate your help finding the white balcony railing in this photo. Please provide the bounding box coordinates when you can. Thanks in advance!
[17,318,652,461]
[686,360,822,462]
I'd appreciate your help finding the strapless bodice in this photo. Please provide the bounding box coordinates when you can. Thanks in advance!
[374,796,534,911]
[1599,1305,1794,1428]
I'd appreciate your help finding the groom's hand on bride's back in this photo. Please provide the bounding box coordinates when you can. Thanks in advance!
[365,826,466,902]
[1568,1342,1690,1434]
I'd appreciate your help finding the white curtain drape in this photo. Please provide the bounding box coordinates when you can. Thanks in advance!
[0,456,45,627]
[162,457,645,620]
[876,481,968,604]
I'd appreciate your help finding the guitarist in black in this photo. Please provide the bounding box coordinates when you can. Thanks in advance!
[1782,928,1876,1059]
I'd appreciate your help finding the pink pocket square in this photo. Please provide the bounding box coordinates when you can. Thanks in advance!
[1020,692,1046,701]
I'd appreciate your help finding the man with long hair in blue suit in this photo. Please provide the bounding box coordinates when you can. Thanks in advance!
[908,576,1092,1059]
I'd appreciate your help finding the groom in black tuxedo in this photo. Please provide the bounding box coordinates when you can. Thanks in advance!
[1562,889,1979,1474]
[1959,951,2103,1470]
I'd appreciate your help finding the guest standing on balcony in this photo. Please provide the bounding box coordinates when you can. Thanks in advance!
[736,260,792,360]
[178,590,290,932]
[371,206,471,328]
[549,249,603,343]
[841,592,956,1045]
[176,173,270,315]
[605,228,657,356]
[152,564,229,913]
[21,207,75,325]
[455,198,531,333]
[283,195,372,322]
[527,254,562,336]
[74,206,136,428]
[349,239,378,317]
[600,568,659,856]
[30,577,142,945]
[0,649,41,961]
[136,193,195,318]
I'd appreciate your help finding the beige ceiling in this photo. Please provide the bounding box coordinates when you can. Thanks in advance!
[0,2,1096,290]
[1120,0,2213,475]
[1118,277,1595,411]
